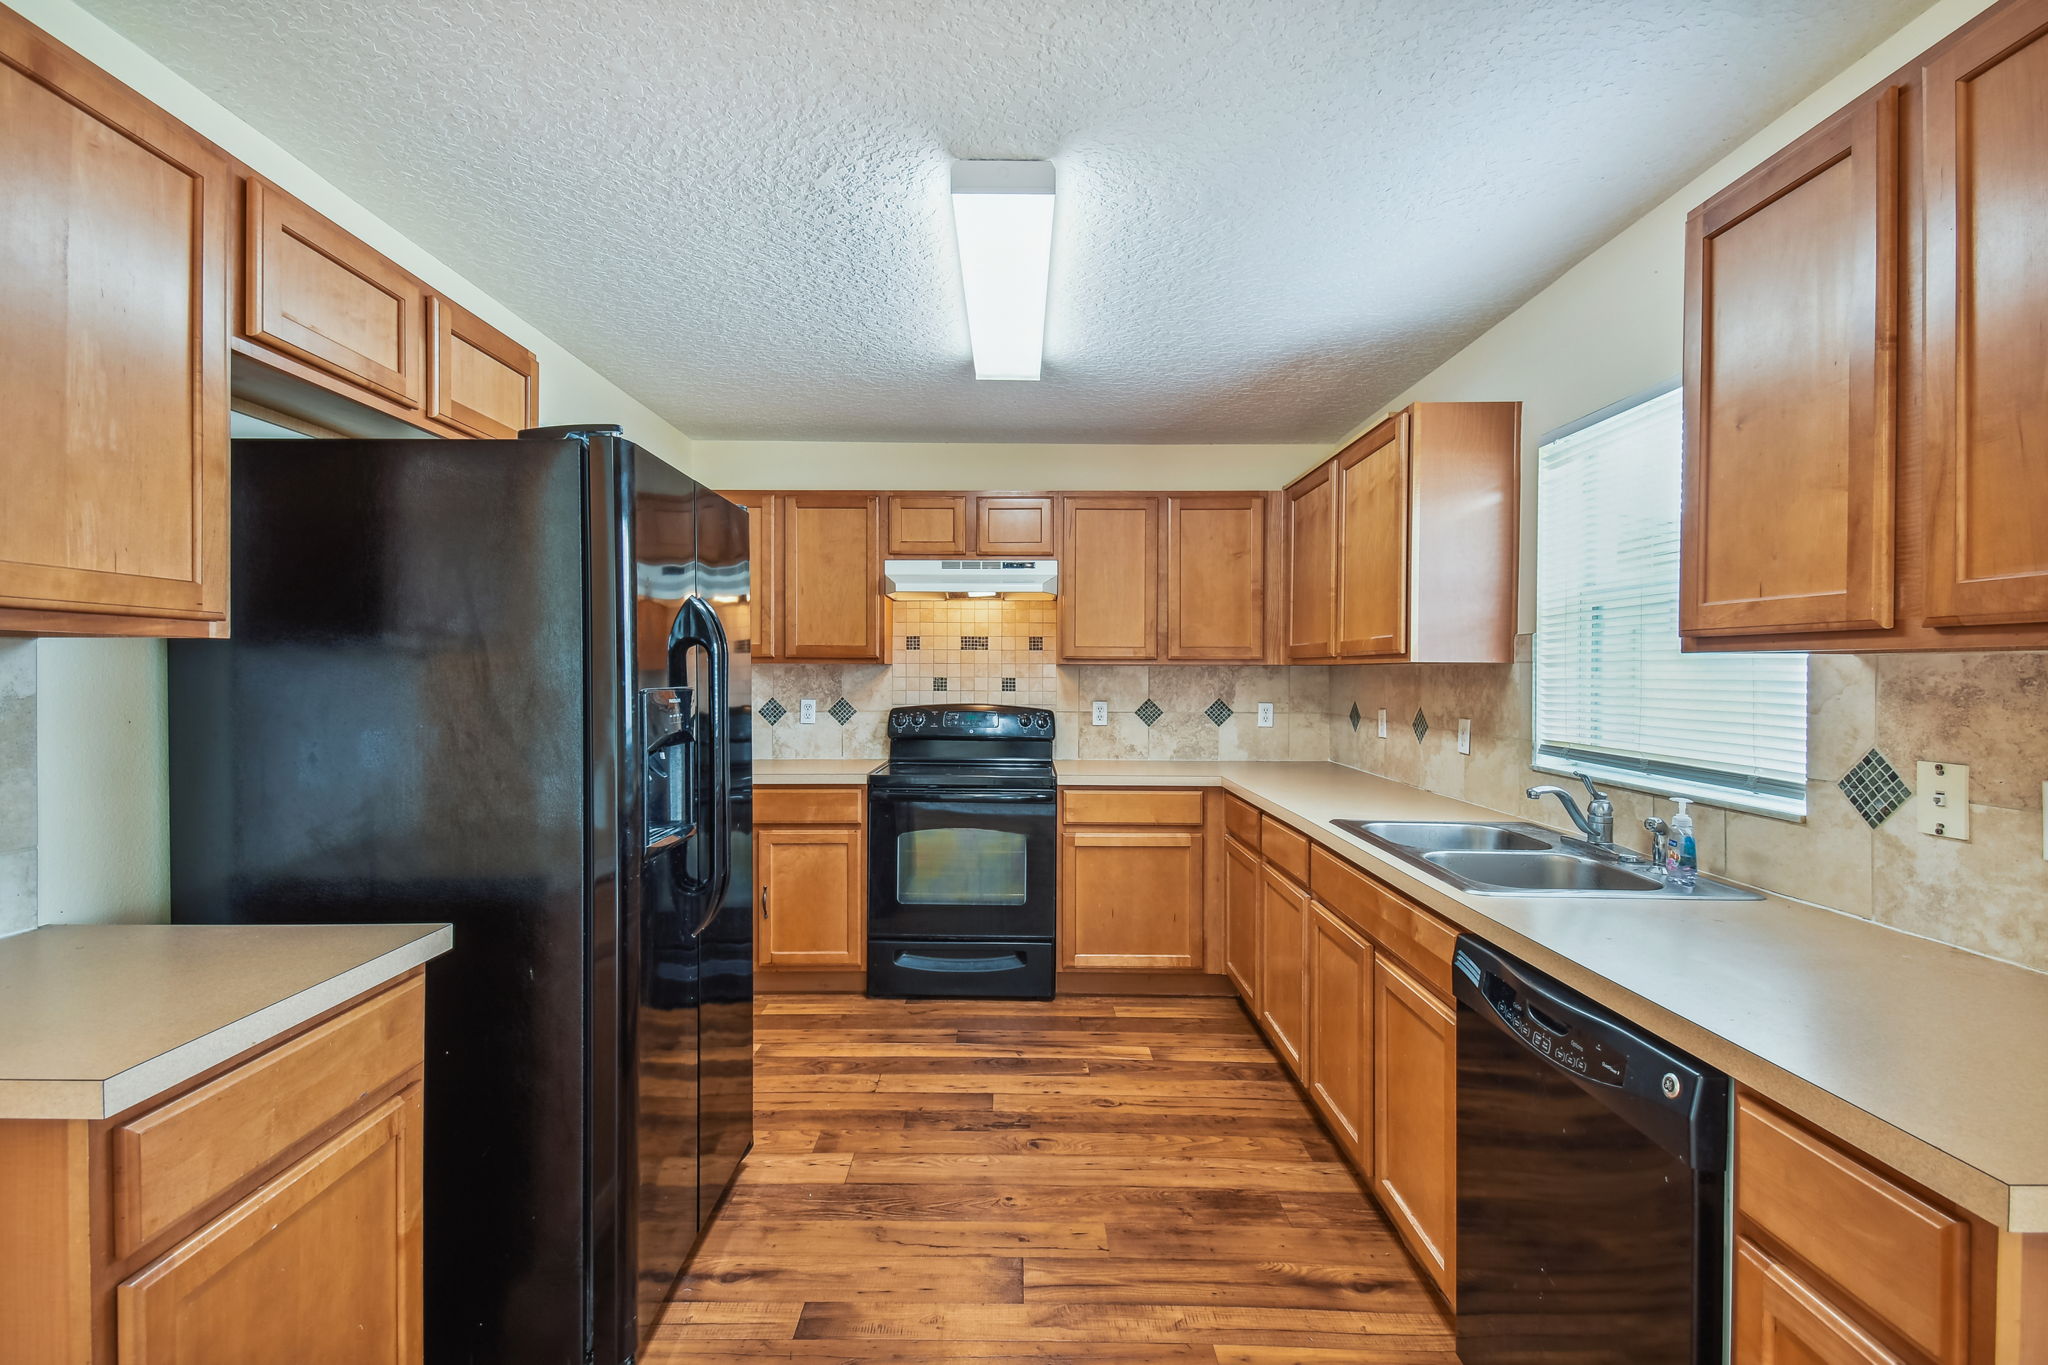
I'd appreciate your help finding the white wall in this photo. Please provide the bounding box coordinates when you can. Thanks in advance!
[13,0,696,925]
[689,440,1327,492]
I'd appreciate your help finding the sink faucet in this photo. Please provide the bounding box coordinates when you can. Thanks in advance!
[1526,772,1620,852]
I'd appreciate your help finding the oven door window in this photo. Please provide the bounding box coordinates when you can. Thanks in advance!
[896,826,1028,906]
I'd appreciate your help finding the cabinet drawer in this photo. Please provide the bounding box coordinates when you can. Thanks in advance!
[1735,1093,1969,1363]
[1310,848,1456,997]
[1062,789,1205,827]
[1310,846,1383,934]
[756,785,865,825]
[112,975,424,1256]
[1260,817,1311,884]
[1223,795,1262,848]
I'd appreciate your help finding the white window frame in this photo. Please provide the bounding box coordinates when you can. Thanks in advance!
[1531,383,1808,819]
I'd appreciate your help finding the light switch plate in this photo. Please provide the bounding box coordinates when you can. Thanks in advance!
[798,698,817,725]
[1257,702,1275,728]
[1916,761,1969,839]
[1457,719,1472,755]
[1376,708,1389,739]
[1091,701,1109,726]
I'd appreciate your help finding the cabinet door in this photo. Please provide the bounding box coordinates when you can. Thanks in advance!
[974,496,1057,556]
[757,825,866,969]
[1923,1,2048,627]
[1222,836,1261,1005]
[243,179,426,409]
[118,1088,423,1365]
[886,494,971,556]
[428,297,539,439]
[0,11,230,632]
[1285,462,1337,660]
[722,492,777,661]
[1335,417,1410,658]
[1373,957,1455,1297]
[779,493,884,660]
[1058,830,1204,969]
[1059,496,1160,661]
[1165,494,1267,661]
[1734,1239,1905,1365]
[1307,901,1373,1174]
[1256,866,1308,1073]
[1683,90,1898,637]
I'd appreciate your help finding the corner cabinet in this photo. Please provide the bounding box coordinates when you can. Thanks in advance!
[0,9,231,637]
[1283,402,1519,665]
[1683,0,2048,652]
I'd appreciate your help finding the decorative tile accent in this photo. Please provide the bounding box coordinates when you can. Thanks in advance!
[1135,699,1163,727]
[932,677,949,692]
[1001,678,1018,692]
[904,636,921,650]
[1028,636,1045,651]
[1838,748,1912,828]
[828,698,855,725]
[1204,699,1233,726]
[1411,708,1430,742]
[1348,702,1362,731]
[961,636,989,650]
[736,639,752,654]
[758,697,786,726]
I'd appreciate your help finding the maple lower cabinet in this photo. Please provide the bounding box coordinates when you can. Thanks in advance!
[0,9,231,637]
[755,788,867,970]
[1306,900,1374,1174]
[1255,865,1309,1074]
[0,973,427,1365]
[1222,834,1262,1005]
[1059,496,1162,661]
[1374,956,1457,1299]
[1058,790,1206,970]
[778,493,887,660]
[427,297,539,439]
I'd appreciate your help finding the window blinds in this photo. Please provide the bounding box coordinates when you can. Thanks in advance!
[1533,387,1808,816]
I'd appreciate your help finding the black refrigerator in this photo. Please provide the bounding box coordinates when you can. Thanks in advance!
[167,425,753,1365]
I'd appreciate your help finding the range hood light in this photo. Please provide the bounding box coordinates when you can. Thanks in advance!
[951,160,1055,381]
[885,559,1058,599]
[964,590,997,598]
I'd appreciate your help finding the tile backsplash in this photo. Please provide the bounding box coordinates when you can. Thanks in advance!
[0,639,35,936]
[1326,639,2048,974]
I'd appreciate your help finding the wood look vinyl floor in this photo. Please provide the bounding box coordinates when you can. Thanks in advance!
[644,993,1456,1364]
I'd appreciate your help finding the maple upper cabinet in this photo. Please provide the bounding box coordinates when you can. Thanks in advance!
[778,493,886,660]
[721,492,777,661]
[1683,90,1901,639]
[1284,402,1518,665]
[1922,0,2048,631]
[1059,496,1162,660]
[243,180,428,410]
[974,495,1058,556]
[0,11,231,637]
[886,493,972,556]
[428,297,539,439]
[1165,494,1269,662]
[1285,461,1338,660]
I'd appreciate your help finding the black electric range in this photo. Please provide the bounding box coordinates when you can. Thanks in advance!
[866,704,1057,999]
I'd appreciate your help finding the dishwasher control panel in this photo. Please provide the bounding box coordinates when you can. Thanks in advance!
[1487,978,1629,1087]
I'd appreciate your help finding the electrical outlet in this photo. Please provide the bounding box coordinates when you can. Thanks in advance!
[1257,702,1275,728]
[798,698,817,725]
[1091,701,1109,726]
[1916,761,1970,839]
[1376,708,1388,738]
[1457,719,1472,755]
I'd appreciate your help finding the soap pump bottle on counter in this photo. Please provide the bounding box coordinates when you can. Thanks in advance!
[1664,798,1698,890]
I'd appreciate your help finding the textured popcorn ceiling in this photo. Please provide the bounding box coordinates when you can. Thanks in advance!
[81,0,1923,442]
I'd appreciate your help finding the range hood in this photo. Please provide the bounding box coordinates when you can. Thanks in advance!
[884,558,1058,600]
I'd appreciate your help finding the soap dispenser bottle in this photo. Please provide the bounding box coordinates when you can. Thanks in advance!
[1665,798,1698,890]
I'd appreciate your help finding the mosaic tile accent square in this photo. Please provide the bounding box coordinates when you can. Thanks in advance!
[1205,699,1233,726]
[1001,677,1017,692]
[903,636,921,650]
[1349,702,1362,731]
[961,636,989,650]
[1135,699,1163,727]
[828,698,855,725]
[1028,636,1045,651]
[1838,748,1912,828]
[932,677,948,692]
[1412,708,1430,742]
[758,697,786,726]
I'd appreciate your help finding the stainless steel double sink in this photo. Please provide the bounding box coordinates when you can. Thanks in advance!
[1330,820,1763,900]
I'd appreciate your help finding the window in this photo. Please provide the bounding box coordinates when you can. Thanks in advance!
[1533,386,1807,816]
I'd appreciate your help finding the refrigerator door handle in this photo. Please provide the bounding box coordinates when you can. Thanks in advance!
[668,594,733,932]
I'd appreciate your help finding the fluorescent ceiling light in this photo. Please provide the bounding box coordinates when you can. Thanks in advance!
[951,160,1055,381]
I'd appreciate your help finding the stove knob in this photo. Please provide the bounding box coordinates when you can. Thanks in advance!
[912,713,928,728]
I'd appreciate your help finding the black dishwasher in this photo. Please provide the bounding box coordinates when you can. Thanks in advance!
[1454,937,1728,1365]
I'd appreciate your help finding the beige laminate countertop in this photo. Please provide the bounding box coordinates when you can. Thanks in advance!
[759,755,2048,1231]
[0,923,453,1121]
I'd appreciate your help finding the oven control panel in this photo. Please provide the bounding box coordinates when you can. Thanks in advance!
[888,705,1054,738]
